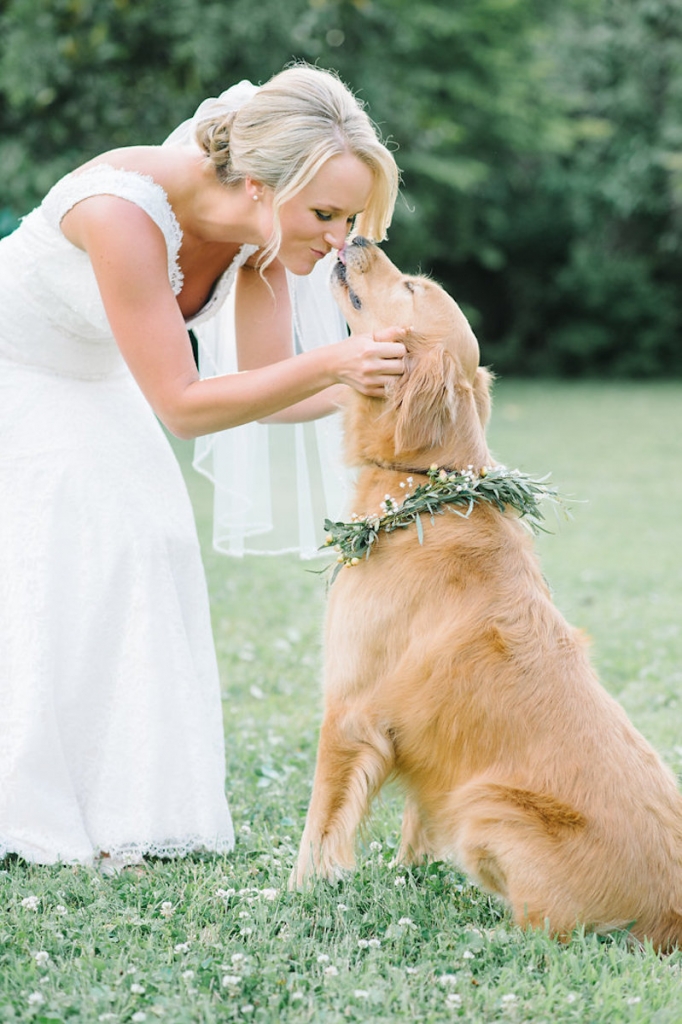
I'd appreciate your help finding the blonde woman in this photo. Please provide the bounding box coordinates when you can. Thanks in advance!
[0,64,406,868]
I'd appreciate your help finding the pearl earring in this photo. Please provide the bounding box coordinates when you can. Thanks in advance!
[252,195,259,202]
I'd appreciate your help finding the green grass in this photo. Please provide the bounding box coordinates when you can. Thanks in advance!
[2,381,682,1022]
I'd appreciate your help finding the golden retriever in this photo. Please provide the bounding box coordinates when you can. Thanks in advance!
[291,237,682,950]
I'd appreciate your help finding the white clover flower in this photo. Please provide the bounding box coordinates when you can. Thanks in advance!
[439,974,458,987]
[27,993,44,1007]
[126,966,138,975]
[368,938,381,949]
[54,904,68,916]
[181,970,195,981]
[405,967,418,975]
[160,901,174,918]
[462,950,475,960]
[290,992,304,1002]
[501,993,517,1004]
[131,1014,147,1024]
[357,939,369,949]
[231,953,246,965]
[398,917,414,927]
[394,876,406,887]
[21,896,40,911]
[337,903,348,912]
[261,888,278,901]
[130,983,145,995]
[626,997,642,1006]
[216,888,236,900]
[324,965,339,976]
[239,927,253,937]
[369,841,382,853]
[174,942,190,954]
[239,824,252,836]
[33,951,50,966]
[222,975,242,988]
[354,989,369,998]
[240,1006,254,1015]
[566,993,577,1004]
[238,911,251,919]
[98,1015,116,1022]
[446,993,462,1007]
[317,954,330,964]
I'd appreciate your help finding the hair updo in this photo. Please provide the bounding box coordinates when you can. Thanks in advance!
[194,64,399,268]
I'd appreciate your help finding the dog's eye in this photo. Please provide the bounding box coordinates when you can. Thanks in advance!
[404,280,415,293]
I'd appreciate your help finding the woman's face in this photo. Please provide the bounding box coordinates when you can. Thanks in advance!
[272,151,374,276]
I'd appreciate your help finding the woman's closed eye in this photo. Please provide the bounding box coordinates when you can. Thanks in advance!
[315,210,358,234]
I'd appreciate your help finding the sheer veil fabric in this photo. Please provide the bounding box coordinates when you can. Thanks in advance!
[166,82,352,558]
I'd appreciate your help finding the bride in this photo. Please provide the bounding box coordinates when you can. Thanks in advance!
[0,64,406,867]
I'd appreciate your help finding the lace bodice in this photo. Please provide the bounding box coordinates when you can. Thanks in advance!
[0,164,257,379]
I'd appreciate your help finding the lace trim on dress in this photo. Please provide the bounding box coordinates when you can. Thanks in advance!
[185,242,258,329]
[41,164,185,294]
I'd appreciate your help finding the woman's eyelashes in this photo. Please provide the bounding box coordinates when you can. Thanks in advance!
[314,210,358,233]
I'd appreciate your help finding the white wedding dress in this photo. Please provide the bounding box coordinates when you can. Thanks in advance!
[0,165,251,866]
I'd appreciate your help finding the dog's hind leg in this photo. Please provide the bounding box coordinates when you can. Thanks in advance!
[394,795,433,866]
[290,709,395,888]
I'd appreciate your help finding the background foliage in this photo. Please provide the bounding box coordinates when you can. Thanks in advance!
[1,0,681,376]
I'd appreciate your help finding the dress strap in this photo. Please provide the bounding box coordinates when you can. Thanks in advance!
[40,165,184,295]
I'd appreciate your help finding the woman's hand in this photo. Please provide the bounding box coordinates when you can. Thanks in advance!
[332,326,408,397]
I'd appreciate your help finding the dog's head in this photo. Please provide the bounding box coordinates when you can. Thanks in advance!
[331,238,493,471]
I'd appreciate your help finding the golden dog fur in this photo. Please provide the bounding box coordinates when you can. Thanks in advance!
[291,238,682,950]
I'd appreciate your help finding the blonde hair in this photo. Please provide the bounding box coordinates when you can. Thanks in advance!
[195,64,399,268]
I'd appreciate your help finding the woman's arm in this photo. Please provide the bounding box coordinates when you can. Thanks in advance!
[234,260,349,423]
[73,198,406,440]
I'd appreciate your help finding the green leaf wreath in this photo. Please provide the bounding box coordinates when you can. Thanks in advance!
[323,464,566,583]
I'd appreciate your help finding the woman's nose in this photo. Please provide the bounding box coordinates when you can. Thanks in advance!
[324,224,347,251]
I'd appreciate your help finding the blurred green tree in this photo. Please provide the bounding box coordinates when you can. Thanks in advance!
[1,0,680,375]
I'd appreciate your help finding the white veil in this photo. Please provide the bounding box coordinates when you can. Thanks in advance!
[165,82,352,559]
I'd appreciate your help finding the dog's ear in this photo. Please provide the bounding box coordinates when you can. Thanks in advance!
[391,343,462,453]
[473,366,494,428]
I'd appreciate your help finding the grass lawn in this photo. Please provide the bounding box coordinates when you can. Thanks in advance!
[2,380,682,1022]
